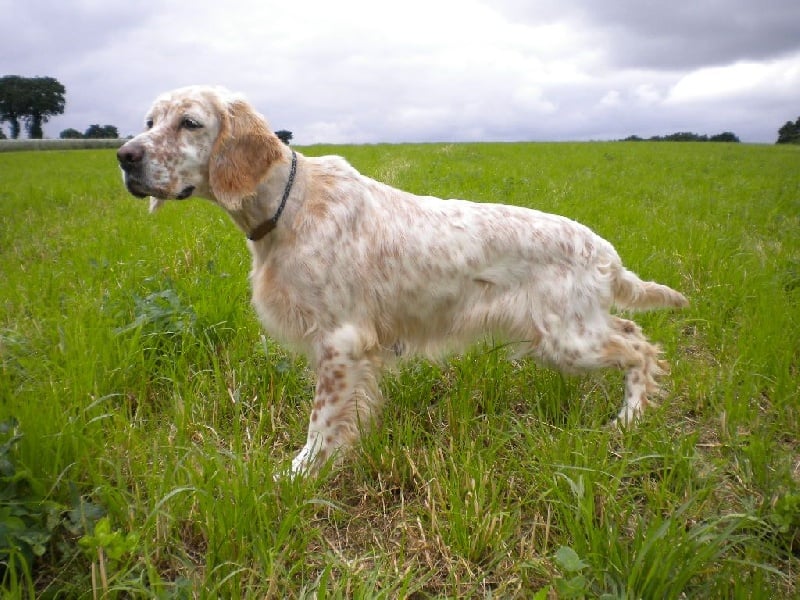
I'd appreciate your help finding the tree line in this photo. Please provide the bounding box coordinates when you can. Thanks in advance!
[622,131,741,143]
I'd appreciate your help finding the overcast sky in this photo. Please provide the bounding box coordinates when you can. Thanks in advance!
[3,0,799,144]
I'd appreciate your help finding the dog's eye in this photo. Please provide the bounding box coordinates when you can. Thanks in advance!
[145,118,154,130]
[181,117,203,130]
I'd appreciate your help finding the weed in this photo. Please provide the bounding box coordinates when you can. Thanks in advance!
[0,418,58,589]
[78,516,141,595]
[116,287,197,338]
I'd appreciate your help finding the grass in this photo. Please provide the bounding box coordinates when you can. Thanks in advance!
[0,142,798,598]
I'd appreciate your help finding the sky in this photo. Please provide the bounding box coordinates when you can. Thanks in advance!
[3,0,800,144]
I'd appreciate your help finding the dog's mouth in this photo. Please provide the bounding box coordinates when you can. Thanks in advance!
[122,176,149,199]
[175,186,195,200]
[124,177,194,200]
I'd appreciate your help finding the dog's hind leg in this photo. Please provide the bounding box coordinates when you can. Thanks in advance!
[290,325,384,476]
[537,315,666,427]
[607,317,666,426]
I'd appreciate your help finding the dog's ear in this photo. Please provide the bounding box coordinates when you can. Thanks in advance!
[209,98,283,210]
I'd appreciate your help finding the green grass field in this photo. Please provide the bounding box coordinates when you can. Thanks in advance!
[1,142,798,598]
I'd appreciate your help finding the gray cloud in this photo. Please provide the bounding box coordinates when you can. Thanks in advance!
[492,0,800,68]
[2,0,799,143]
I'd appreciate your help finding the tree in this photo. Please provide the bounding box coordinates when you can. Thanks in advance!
[0,75,66,139]
[60,128,83,139]
[24,77,66,138]
[84,124,119,139]
[0,75,26,138]
[776,117,800,144]
[275,129,293,145]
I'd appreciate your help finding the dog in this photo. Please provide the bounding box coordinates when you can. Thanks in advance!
[117,85,688,475]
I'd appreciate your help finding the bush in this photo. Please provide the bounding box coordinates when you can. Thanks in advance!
[84,124,119,139]
[59,128,83,139]
[710,131,740,143]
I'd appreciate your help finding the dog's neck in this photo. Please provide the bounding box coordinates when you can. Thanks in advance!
[247,150,297,241]
[222,147,299,243]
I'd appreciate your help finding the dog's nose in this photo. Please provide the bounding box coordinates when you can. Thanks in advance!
[117,142,144,169]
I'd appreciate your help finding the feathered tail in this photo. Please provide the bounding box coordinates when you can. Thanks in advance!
[612,267,688,311]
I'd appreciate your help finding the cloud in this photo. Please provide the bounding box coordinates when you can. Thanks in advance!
[3,0,799,143]
[668,55,800,103]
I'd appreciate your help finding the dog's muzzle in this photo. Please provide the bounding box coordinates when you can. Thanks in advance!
[117,141,194,200]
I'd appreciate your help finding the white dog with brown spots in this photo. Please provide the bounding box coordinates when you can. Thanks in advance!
[117,86,688,476]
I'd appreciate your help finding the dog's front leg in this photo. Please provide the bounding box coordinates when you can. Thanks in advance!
[289,326,384,476]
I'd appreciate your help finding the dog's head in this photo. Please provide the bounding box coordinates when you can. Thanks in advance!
[117,85,283,211]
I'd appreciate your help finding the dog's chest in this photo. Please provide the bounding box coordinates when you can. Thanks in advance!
[249,259,314,350]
